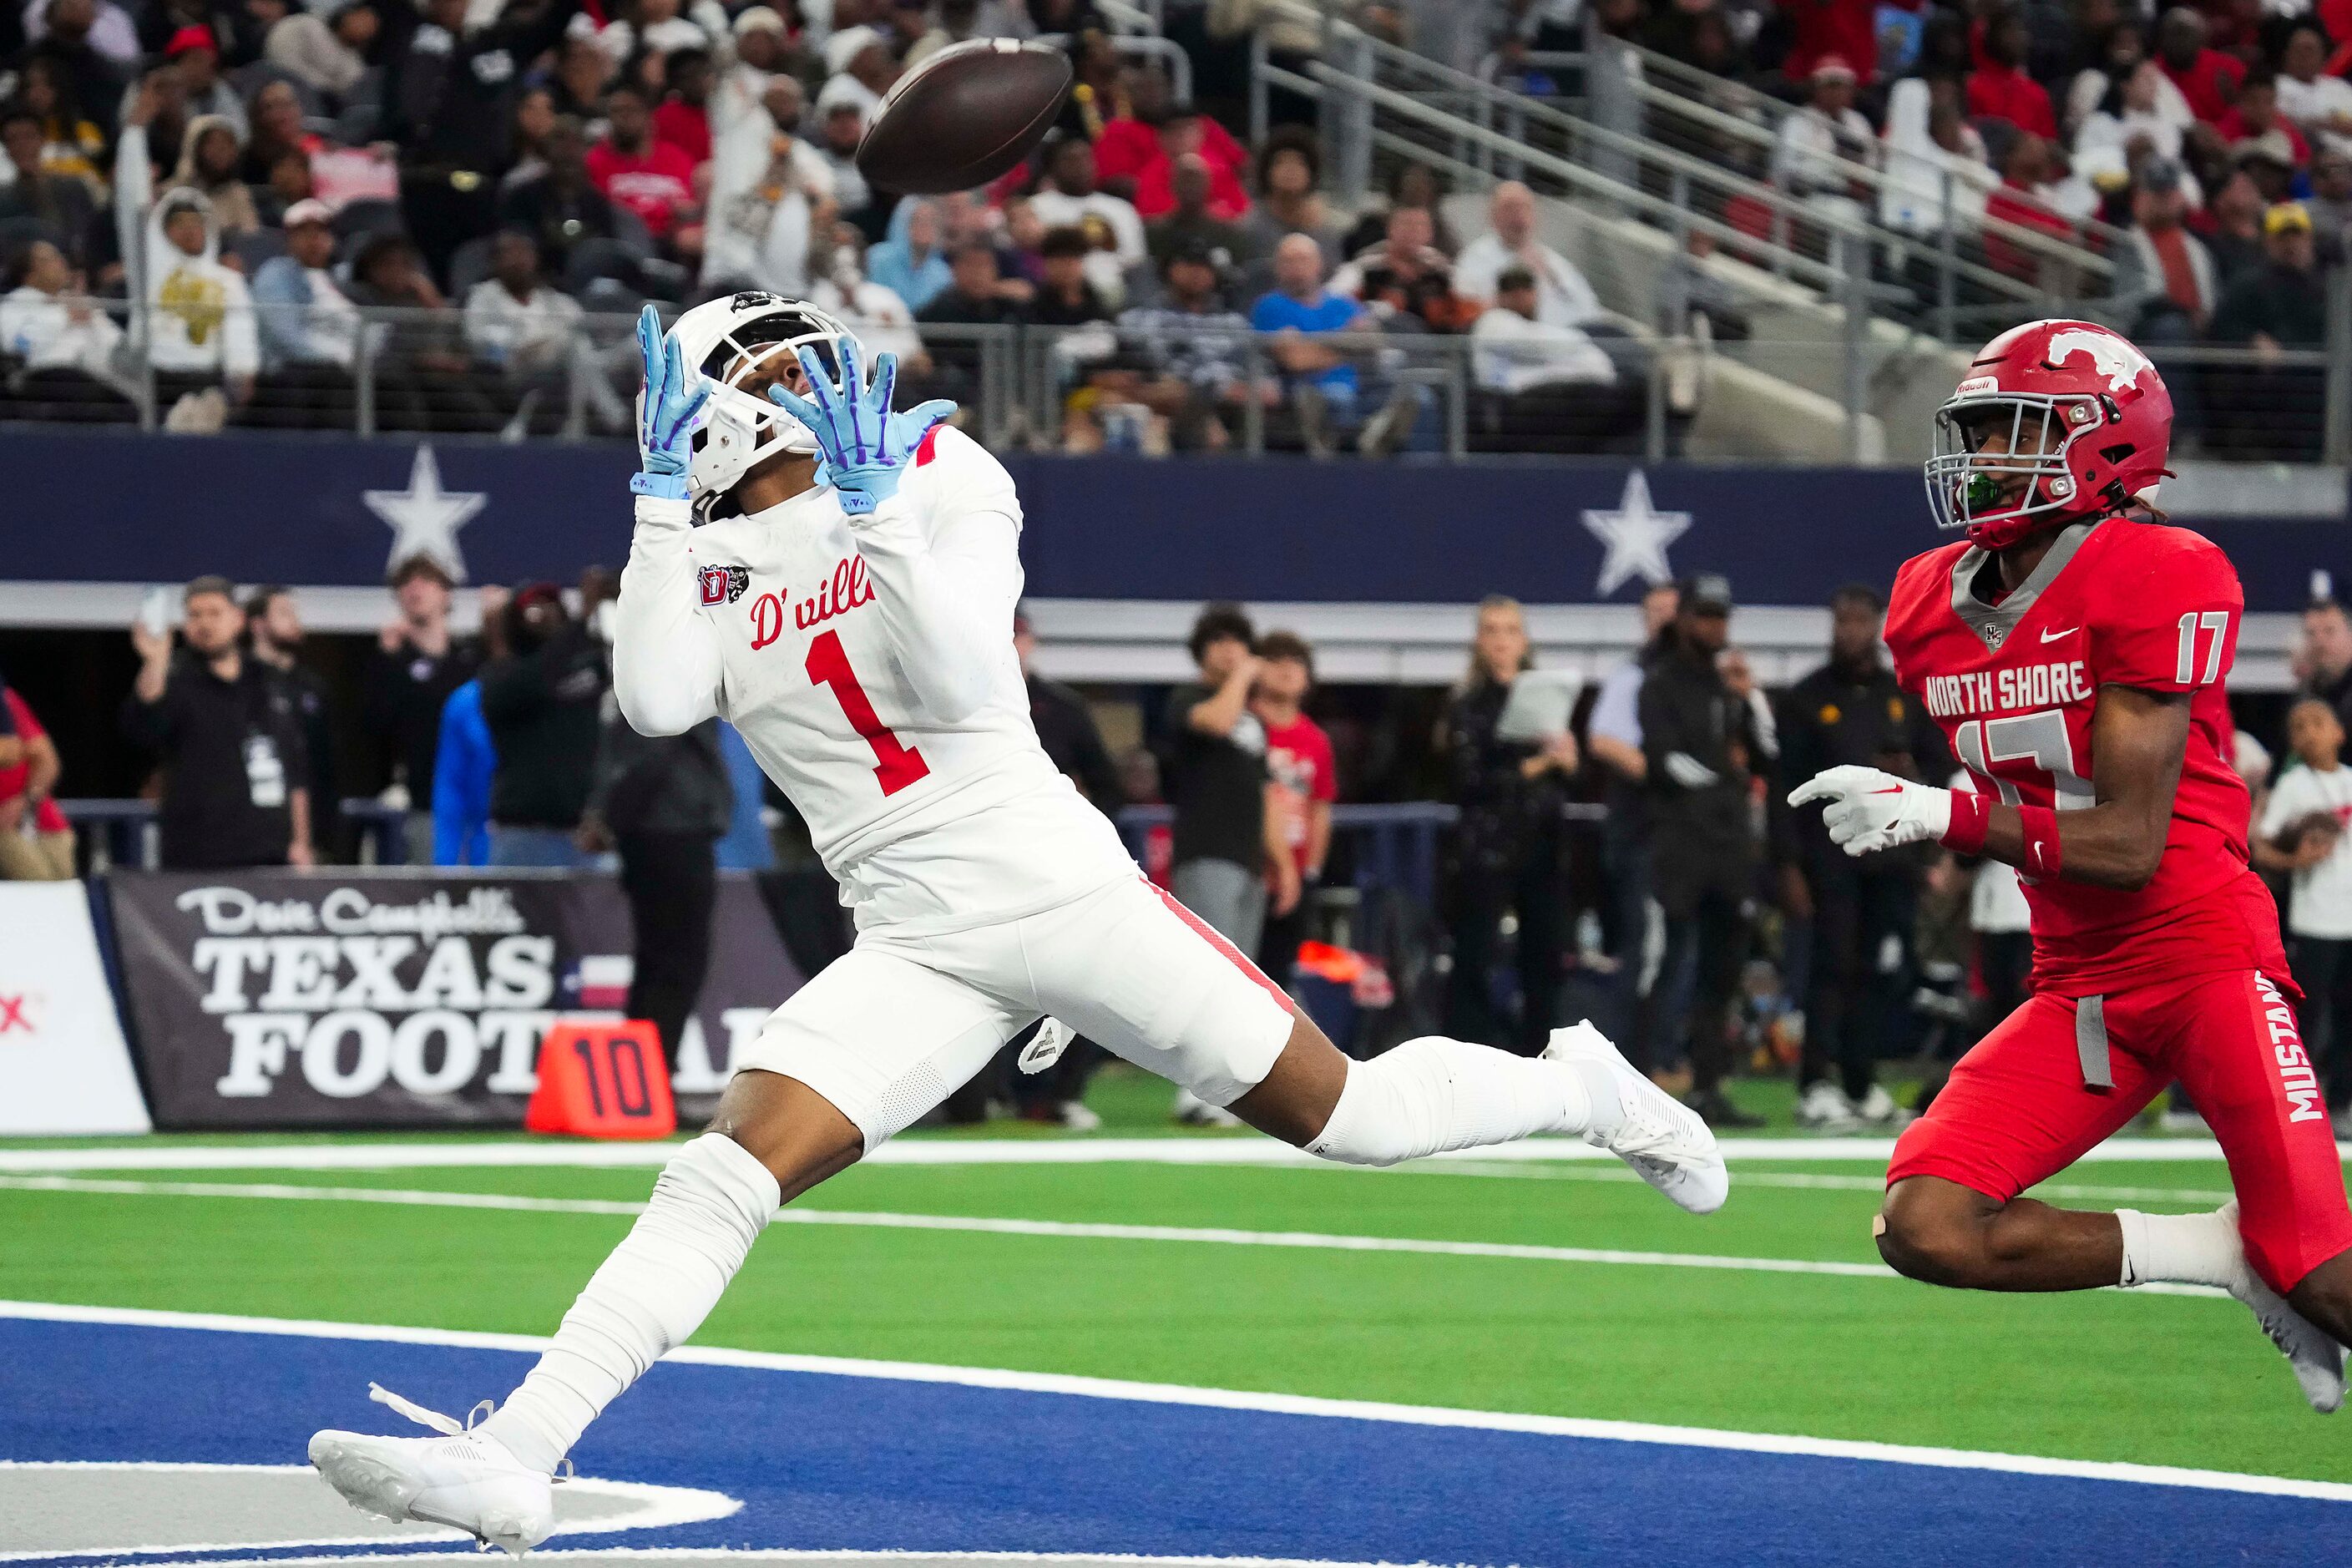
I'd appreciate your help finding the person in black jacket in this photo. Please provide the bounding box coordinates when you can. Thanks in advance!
[1441,594,1577,1055]
[244,586,341,857]
[581,711,732,1070]
[123,575,314,870]
[1641,574,1762,1127]
[1773,584,1950,1130]
[1015,605,1122,809]
[378,0,583,278]
[362,557,485,865]
[478,581,606,867]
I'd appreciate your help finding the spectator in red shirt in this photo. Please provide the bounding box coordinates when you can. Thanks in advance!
[2155,7,2243,125]
[1779,0,1881,86]
[652,47,716,168]
[2217,72,2312,165]
[1250,630,1337,982]
[1966,8,2057,139]
[1982,133,2077,277]
[0,686,74,881]
[585,82,699,246]
[1093,69,1249,220]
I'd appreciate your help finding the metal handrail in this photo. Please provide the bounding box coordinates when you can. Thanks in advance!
[1338,28,2112,293]
[1298,58,1854,296]
[1599,44,2128,267]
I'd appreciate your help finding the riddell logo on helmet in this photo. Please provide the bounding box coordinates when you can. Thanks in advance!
[2046,330,2153,393]
[1955,375,1999,396]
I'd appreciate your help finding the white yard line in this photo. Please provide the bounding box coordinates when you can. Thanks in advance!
[0,1300,2336,1504]
[0,1174,2225,1298]
[0,1135,2260,1174]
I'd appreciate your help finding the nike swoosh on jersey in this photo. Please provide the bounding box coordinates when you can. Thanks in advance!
[2040,626,2078,643]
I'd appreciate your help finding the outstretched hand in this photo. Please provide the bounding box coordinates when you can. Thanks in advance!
[632,303,710,501]
[1788,765,1953,857]
[766,336,955,517]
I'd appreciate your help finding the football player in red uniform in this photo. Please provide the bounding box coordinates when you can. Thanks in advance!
[1790,318,2352,1410]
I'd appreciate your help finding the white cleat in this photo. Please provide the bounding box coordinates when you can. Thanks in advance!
[309,1384,556,1554]
[1794,1080,1860,1132]
[1545,1020,1728,1215]
[2217,1201,2347,1414]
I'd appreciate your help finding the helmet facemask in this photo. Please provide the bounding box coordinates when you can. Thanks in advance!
[1924,392,2107,545]
[672,297,860,501]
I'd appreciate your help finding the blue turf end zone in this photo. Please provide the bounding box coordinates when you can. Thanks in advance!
[2,1315,2343,1568]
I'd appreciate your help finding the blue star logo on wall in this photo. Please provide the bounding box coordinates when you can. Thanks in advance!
[364,446,487,584]
[1581,470,1691,597]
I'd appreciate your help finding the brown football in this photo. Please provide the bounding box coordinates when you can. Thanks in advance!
[854,38,1073,196]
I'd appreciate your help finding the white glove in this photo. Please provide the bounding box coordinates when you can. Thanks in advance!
[1787,765,1952,857]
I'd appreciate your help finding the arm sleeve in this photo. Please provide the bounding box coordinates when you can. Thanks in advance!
[852,432,1024,726]
[474,650,544,723]
[613,494,726,736]
[222,273,260,378]
[486,0,581,61]
[2089,534,2244,695]
[120,672,174,750]
[1640,676,1702,792]
[1071,702,1125,809]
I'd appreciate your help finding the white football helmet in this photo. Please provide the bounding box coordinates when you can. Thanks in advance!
[664,291,863,500]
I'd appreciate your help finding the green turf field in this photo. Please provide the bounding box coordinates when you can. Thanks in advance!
[2,1066,2337,1490]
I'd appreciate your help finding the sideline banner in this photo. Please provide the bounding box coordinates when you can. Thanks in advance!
[0,883,152,1134]
[105,870,803,1130]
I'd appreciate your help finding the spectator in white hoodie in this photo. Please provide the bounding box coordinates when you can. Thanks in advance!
[116,89,258,416]
[701,74,837,294]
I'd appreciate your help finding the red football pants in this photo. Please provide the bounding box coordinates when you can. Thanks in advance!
[1890,968,2352,1293]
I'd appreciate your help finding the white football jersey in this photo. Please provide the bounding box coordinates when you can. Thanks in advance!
[615,427,1136,933]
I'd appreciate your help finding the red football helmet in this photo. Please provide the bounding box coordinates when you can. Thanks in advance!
[1924,318,2173,549]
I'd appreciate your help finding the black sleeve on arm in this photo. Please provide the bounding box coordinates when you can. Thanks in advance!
[121,670,176,751]
[1073,708,1124,809]
[1638,675,1679,790]
[476,650,548,723]
[486,0,583,63]
[1770,687,1818,862]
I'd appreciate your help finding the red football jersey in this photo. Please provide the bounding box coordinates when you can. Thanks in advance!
[1884,518,2284,996]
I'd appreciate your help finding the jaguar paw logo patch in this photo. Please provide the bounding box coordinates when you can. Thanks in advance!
[698,564,751,606]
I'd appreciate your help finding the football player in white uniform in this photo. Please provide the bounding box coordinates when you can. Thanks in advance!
[309,298,1727,1552]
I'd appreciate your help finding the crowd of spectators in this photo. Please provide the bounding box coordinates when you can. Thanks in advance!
[0,0,1672,452]
[1567,0,2352,456]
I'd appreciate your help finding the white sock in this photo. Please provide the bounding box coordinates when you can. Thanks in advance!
[2116,1206,2242,1289]
[481,1133,779,1472]
[1305,1035,1593,1168]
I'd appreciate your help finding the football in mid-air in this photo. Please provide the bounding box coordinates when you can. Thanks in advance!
[855,38,1074,195]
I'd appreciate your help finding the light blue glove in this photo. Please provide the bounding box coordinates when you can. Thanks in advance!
[631,304,710,501]
[766,337,956,517]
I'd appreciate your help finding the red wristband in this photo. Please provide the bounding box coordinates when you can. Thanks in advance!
[1941,788,1990,854]
[2016,804,2063,878]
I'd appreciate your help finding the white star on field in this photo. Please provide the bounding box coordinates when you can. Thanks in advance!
[1581,470,1692,597]
[364,446,488,584]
